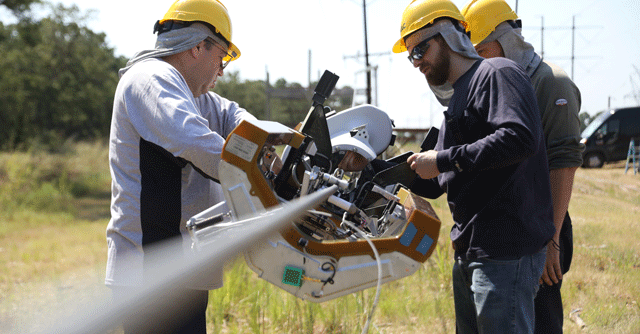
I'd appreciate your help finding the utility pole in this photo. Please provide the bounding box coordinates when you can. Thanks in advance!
[343,0,390,106]
[571,15,575,80]
[308,49,312,88]
[632,65,640,106]
[343,51,391,106]
[363,0,372,104]
[265,67,271,120]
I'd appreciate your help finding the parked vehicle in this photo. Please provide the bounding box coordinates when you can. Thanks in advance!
[580,106,640,168]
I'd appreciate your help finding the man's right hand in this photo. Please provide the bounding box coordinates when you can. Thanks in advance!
[407,150,440,179]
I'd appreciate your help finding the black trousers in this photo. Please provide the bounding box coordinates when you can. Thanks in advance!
[111,286,209,334]
[534,212,573,334]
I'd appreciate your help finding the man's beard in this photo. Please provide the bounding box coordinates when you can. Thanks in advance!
[425,44,450,86]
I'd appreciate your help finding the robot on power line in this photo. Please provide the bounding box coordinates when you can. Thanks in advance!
[186,70,441,302]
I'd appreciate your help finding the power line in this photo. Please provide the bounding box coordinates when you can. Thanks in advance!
[531,16,601,80]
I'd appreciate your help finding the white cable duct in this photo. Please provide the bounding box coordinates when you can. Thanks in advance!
[24,186,338,334]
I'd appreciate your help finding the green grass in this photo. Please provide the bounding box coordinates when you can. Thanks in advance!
[1,142,639,333]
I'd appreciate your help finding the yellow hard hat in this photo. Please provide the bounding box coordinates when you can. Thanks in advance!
[160,0,240,61]
[460,0,518,45]
[392,0,467,53]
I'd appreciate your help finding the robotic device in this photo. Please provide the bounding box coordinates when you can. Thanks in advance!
[187,70,441,302]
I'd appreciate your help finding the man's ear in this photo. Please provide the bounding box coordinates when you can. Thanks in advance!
[191,42,205,58]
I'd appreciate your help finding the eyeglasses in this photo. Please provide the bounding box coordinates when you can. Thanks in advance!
[204,38,232,70]
[407,36,435,64]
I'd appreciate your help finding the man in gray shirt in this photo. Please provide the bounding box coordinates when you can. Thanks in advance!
[462,0,585,332]
[106,0,254,332]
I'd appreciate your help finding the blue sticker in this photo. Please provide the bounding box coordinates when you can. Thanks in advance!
[400,223,417,247]
[416,235,434,255]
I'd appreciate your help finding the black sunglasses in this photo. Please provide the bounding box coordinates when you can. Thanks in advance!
[204,38,232,70]
[407,35,436,64]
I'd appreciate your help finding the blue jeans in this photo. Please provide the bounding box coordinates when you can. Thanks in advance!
[453,247,547,334]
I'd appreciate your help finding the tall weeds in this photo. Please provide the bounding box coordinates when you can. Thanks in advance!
[0,140,110,215]
[2,143,639,333]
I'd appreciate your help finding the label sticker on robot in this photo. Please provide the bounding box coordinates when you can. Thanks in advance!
[226,134,259,162]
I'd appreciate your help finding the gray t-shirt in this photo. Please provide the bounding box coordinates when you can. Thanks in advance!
[106,58,255,288]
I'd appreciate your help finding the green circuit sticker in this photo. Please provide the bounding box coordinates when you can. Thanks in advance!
[282,266,304,287]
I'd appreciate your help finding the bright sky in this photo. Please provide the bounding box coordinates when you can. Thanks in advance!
[7,0,640,128]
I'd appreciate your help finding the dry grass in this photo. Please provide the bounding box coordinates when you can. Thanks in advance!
[0,144,639,333]
[561,163,640,334]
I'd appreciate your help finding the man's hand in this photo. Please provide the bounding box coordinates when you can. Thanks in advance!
[260,146,283,174]
[407,150,440,179]
[540,239,563,286]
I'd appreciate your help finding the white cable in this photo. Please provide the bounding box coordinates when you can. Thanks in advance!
[341,213,382,334]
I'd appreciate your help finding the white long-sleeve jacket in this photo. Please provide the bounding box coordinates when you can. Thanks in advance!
[106,58,255,288]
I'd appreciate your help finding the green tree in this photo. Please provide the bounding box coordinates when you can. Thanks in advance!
[213,72,353,128]
[0,3,126,150]
[269,78,309,127]
[213,70,267,119]
[1,0,41,17]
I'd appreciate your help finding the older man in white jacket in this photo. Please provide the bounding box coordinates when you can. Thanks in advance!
[105,1,255,333]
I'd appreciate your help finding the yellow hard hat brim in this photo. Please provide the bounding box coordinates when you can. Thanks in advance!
[225,42,241,62]
[393,38,408,54]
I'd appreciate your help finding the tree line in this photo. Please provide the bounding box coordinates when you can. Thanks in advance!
[1,2,125,150]
[0,1,353,151]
